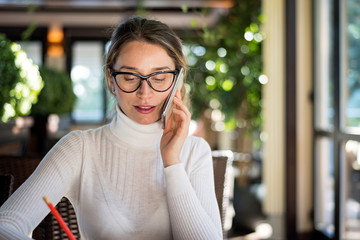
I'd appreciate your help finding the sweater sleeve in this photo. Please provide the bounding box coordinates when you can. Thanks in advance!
[164,137,223,240]
[0,131,83,240]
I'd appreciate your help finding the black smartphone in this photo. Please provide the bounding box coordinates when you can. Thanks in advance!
[161,68,184,129]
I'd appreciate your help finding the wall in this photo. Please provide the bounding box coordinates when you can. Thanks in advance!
[296,0,313,233]
[262,0,286,216]
[262,0,286,238]
[262,0,314,236]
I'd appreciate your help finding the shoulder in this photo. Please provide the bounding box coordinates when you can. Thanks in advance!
[182,136,212,166]
[60,124,109,141]
[53,124,107,149]
[45,130,84,157]
[184,136,212,154]
[181,136,214,175]
[56,130,83,145]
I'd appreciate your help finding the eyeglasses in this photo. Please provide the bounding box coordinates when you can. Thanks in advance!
[110,69,179,93]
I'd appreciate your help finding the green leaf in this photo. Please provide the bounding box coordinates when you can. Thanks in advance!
[181,5,188,13]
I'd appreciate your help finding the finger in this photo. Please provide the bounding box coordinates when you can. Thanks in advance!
[172,107,191,128]
[172,108,190,135]
[164,112,173,133]
[172,108,189,123]
[175,89,181,100]
[173,97,191,118]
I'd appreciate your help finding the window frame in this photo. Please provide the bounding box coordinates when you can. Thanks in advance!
[313,0,360,239]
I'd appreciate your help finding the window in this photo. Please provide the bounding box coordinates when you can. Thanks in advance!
[314,0,360,239]
[71,41,105,122]
[343,0,360,133]
[314,0,335,237]
[17,41,42,66]
[342,1,360,239]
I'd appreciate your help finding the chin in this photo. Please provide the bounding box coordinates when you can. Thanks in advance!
[135,117,158,125]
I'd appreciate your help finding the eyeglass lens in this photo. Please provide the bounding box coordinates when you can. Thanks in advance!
[115,72,174,92]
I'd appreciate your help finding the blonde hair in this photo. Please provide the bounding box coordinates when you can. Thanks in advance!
[105,16,187,101]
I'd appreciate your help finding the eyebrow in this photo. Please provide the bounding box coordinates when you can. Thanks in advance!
[117,65,172,72]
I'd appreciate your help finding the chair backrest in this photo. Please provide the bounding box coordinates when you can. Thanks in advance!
[0,155,80,240]
[0,174,13,206]
[212,150,234,238]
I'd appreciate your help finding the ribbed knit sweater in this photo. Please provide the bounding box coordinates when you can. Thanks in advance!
[0,107,222,240]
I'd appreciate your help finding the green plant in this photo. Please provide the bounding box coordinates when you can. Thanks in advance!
[31,67,76,115]
[0,34,43,122]
[185,0,263,132]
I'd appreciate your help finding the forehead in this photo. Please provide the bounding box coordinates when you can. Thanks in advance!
[114,40,175,70]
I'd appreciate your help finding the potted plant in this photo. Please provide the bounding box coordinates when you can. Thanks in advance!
[31,67,76,116]
[0,34,43,123]
[29,66,76,154]
[0,34,43,155]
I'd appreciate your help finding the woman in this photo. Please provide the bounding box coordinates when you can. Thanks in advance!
[0,16,222,239]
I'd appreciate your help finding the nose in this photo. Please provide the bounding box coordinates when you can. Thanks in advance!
[136,79,153,98]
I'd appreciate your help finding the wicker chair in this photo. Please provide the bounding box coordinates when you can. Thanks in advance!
[0,155,80,240]
[212,150,234,239]
[0,174,13,206]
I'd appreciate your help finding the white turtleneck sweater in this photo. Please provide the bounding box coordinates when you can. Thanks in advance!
[0,107,222,240]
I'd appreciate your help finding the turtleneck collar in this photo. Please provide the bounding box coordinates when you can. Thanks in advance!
[109,105,163,149]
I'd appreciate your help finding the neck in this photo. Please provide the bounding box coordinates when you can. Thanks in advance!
[109,105,163,149]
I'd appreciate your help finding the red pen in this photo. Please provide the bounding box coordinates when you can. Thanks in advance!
[43,196,76,240]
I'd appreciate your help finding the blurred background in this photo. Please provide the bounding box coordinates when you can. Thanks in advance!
[1,0,360,239]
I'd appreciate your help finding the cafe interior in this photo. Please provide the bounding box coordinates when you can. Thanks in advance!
[1,0,360,239]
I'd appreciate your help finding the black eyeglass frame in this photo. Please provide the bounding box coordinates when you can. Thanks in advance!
[110,69,179,93]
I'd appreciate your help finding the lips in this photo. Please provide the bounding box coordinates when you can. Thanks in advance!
[135,105,156,114]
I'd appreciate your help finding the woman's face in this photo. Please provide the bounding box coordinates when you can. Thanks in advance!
[110,40,176,125]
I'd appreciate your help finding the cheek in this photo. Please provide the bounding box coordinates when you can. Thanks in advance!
[159,93,170,105]
[116,92,130,107]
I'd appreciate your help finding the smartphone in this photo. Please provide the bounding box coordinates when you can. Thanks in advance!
[161,68,184,129]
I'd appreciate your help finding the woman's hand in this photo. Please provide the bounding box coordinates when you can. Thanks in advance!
[160,90,191,167]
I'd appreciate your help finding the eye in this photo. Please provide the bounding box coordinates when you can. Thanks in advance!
[123,74,138,81]
[153,77,165,82]
[151,73,168,82]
